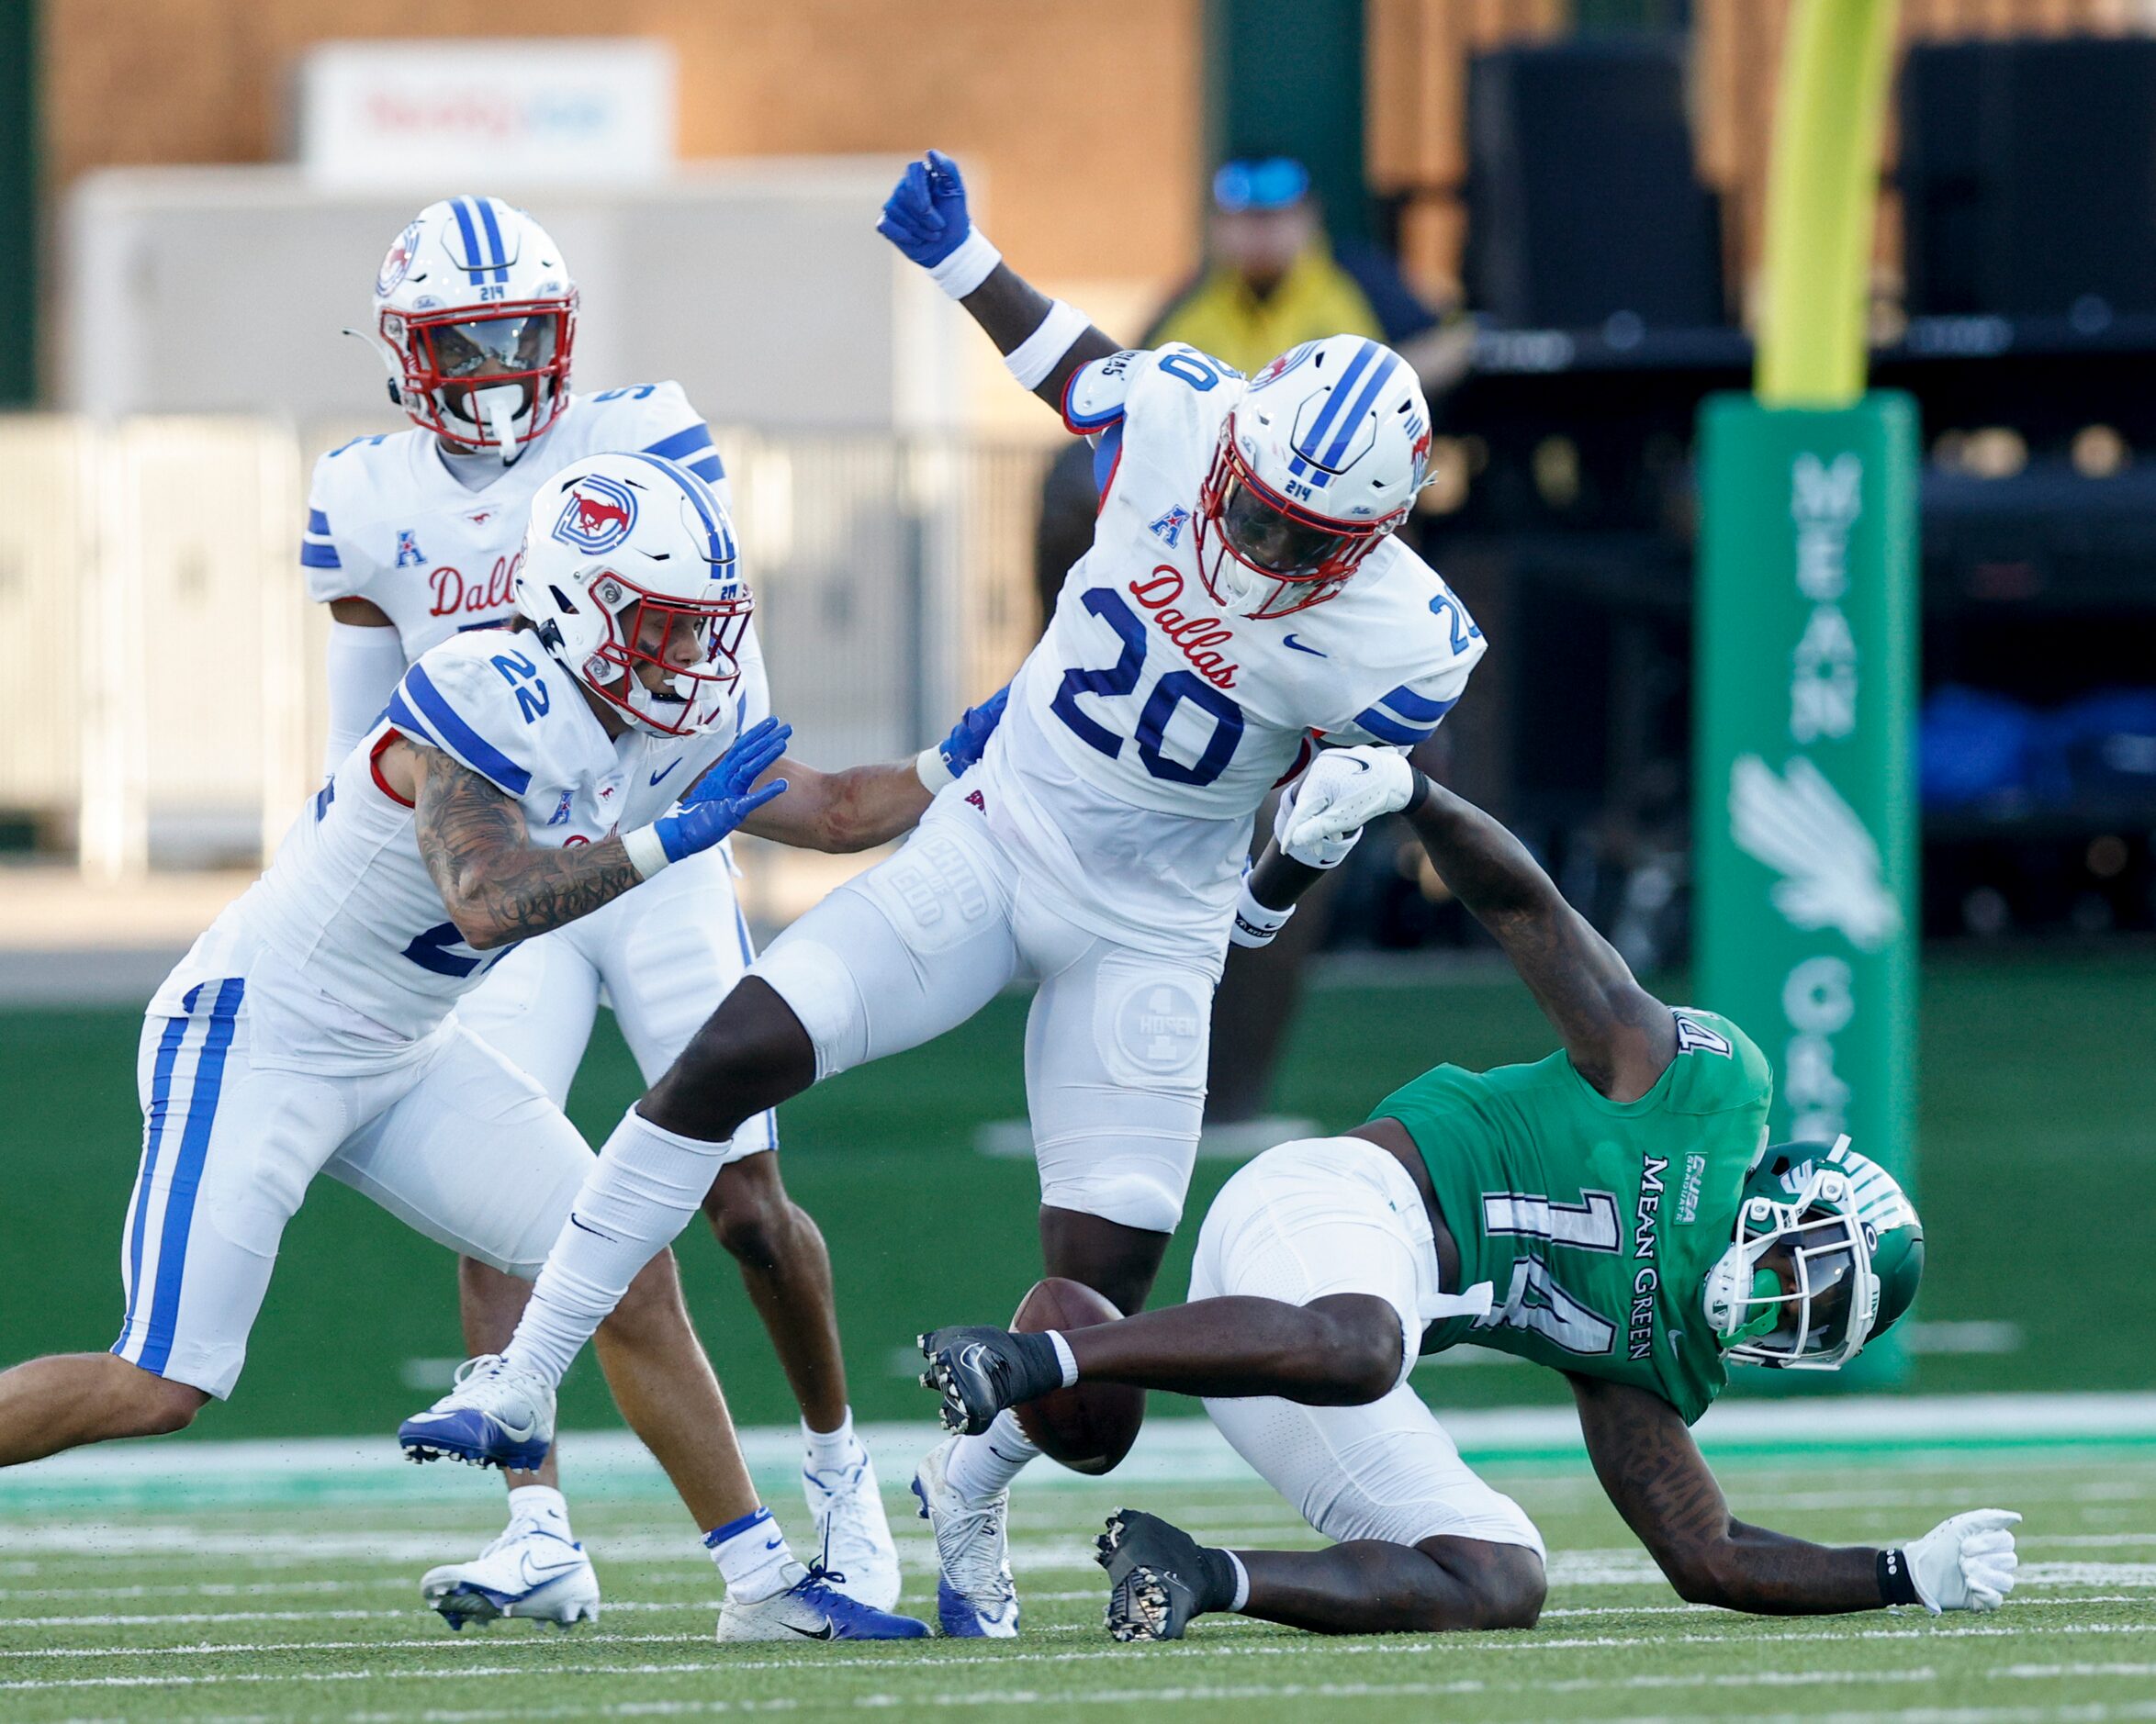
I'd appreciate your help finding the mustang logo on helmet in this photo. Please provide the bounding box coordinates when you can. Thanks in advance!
[376,221,422,297]
[551,479,638,554]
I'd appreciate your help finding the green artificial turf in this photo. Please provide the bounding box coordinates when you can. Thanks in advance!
[1,949,2151,1437]
[0,1444,2149,1722]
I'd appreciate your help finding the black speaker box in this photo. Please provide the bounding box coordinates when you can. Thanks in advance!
[1465,37,1724,331]
[1901,38,2156,320]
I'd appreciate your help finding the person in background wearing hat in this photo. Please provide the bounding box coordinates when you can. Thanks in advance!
[1147,157,1466,384]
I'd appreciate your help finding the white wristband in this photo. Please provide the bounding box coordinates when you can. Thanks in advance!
[915,745,954,792]
[1230,879,1295,949]
[928,228,1002,300]
[621,823,671,880]
[1005,299,1090,391]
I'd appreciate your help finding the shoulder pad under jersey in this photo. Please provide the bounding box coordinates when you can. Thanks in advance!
[387,631,575,800]
[572,382,729,502]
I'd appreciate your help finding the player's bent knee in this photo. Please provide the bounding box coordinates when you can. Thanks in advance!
[702,1153,797,1266]
[1307,1294,1411,1405]
[646,980,814,1137]
[1416,1536,1547,1631]
[113,1360,209,1437]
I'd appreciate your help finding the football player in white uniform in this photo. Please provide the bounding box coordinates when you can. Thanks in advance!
[407,151,1487,1638]
[310,197,908,1614]
[0,453,938,1643]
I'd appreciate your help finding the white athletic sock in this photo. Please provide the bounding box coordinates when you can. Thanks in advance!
[507,1483,570,1534]
[1048,1330,1080,1387]
[1224,1549,1252,1613]
[503,1108,727,1386]
[706,1505,795,1603]
[803,1407,863,1475]
[944,1407,1039,1504]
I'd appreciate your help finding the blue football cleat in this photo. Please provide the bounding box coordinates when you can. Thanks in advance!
[399,1355,556,1472]
[716,1560,930,1641]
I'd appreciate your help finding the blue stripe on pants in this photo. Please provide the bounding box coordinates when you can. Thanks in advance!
[137,978,245,1377]
[113,1015,191,1360]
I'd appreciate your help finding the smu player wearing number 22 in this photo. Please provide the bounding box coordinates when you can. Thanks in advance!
[314,197,930,1619]
[0,453,951,1643]
[412,149,1485,1642]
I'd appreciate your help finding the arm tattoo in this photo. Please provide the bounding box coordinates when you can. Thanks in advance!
[1402,785,1674,1097]
[413,753,643,947]
[1574,1376,1883,1614]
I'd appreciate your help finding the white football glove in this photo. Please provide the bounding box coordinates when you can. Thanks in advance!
[1281,746,1418,859]
[1273,777,1361,870]
[1902,1509,2021,1613]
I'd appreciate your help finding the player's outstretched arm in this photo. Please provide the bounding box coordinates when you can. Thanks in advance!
[734,684,1007,853]
[877,150,1120,409]
[401,717,791,946]
[1281,747,1673,1101]
[1571,1375,2019,1616]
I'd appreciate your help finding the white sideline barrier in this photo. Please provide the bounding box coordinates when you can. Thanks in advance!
[0,415,1050,881]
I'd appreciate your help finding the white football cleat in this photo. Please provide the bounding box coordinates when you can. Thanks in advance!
[399,1355,556,1472]
[421,1513,600,1630]
[715,1561,929,1641]
[803,1446,902,1611]
[912,1434,1019,1638]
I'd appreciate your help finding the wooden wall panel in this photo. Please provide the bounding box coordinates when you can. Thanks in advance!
[42,0,1205,284]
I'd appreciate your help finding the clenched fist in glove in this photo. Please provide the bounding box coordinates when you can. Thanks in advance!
[1280,745,1423,858]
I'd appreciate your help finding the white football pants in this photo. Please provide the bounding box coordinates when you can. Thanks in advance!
[455,846,776,1160]
[751,798,1215,1234]
[1190,1137,1545,1556]
[111,979,594,1400]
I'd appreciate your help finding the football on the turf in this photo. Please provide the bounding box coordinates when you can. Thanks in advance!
[1008,1276,1144,1475]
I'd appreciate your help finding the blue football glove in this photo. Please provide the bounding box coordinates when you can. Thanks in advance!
[647,717,792,866]
[878,149,973,269]
[918,684,1007,789]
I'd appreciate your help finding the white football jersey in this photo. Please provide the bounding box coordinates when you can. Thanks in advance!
[154,625,766,1060]
[301,383,733,662]
[967,342,1486,960]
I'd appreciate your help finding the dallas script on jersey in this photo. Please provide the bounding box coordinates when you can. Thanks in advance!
[1127,568,1240,690]
[429,554,523,621]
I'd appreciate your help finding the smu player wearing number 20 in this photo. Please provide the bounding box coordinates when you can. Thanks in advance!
[410,150,1485,1640]
[309,197,923,1618]
[0,452,962,1640]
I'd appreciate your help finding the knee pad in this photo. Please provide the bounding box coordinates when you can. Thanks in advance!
[1039,1148,1191,1236]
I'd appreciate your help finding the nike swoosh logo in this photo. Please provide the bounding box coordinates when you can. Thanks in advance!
[517,1554,584,1587]
[782,1621,836,1640]
[1282,634,1327,657]
[649,758,684,787]
[764,1538,784,1551]
[569,1214,616,1241]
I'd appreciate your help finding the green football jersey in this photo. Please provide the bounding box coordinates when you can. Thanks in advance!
[1368,1009,1771,1425]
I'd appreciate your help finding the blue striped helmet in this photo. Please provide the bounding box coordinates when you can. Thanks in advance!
[1195,334,1432,621]
[362,196,578,453]
[516,453,752,738]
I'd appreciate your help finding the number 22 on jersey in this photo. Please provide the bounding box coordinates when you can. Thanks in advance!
[1050,588,1244,787]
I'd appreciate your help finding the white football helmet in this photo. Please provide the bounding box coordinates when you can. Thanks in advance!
[1195,335,1432,621]
[356,196,578,453]
[515,453,752,738]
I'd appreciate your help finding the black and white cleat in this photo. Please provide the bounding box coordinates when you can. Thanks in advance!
[1096,1508,1222,1643]
[916,1326,1062,1437]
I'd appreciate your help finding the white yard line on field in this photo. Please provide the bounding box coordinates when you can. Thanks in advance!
[7,1614,2156,1686]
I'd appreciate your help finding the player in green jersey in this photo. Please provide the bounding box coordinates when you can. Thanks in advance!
[916,746,2017,1640]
